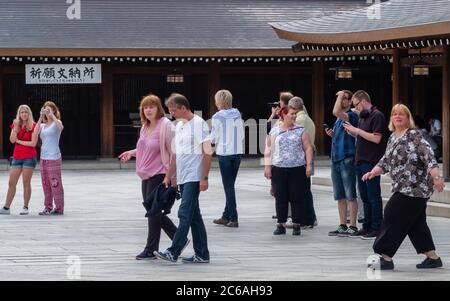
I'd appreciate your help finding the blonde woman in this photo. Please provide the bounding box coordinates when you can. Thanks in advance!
[0,105,38,215]
[36,101,65,215]
[211,89,244,228]
[119,94,188,260]
[363,104,444,270]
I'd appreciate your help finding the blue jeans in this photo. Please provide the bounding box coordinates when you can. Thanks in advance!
[356,162,383,231]
[10,157,37,169]
[331,157,357,201]
[218,154,241,222]
[168,182,209,260]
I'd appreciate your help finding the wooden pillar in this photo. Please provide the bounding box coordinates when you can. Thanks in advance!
[208,62,220,119]
[412,77,425,116]
[100,66,114,158]
[443,45,450,180]
[392,49,408,105]
[312,61,324,155]
[0,66,3,158]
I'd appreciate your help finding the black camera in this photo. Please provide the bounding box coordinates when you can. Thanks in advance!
[267,102,279,108]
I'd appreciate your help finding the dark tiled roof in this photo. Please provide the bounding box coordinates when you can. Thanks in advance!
[271,0,450,41]
[0,0,368,49]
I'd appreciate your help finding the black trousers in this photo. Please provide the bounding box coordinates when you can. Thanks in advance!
[271,166,308,225]
[304,177,317,225]
[373,192,436,258]
[141,174,177,253]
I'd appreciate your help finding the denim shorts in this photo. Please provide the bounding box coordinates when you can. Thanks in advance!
[331,157,357,201]
[10,157,38,169]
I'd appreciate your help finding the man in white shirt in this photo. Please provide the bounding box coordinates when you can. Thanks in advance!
[154,93,212,263]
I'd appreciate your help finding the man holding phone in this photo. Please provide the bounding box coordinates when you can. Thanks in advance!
[343,90,387,240]
[326,90,359,237]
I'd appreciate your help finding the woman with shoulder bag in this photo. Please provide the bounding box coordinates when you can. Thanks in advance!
[0,105,39,215]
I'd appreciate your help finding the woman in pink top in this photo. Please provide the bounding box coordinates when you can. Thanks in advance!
[119,94,188,260]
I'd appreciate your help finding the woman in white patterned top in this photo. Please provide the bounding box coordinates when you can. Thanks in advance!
[362,104,444,270]
[264,106,313,236]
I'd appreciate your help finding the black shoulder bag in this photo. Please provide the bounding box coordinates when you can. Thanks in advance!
[8,129,28,165]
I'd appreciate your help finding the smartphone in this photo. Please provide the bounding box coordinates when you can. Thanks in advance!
[323,123,329,129]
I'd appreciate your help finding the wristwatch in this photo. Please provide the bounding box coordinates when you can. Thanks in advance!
[203,176,209,181]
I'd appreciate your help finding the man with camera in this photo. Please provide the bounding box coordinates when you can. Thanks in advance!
[266,92,293,134]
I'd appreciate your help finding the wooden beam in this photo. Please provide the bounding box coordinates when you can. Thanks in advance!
[311,61,324,155]
[443,45,450,180]
[0,66,3,158]
[401,56,443,67]
[0,47,394,58]
[207,62,220,119]
[392,49,408,105]
[0,48,310,57]
[101,66,114,158]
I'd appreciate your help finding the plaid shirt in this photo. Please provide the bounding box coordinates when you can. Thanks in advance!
[331,111,358,163]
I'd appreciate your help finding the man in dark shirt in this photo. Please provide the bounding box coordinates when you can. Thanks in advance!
[343,90,386,240]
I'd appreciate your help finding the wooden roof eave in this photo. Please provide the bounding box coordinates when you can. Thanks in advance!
[272,21,450,45]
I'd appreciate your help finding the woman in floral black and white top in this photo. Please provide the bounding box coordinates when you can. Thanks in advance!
[363,104,444,270]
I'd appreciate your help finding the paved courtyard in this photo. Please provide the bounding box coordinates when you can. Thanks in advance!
[0,168,449,281]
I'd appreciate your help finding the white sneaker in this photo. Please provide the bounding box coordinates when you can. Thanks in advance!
[20,207,29,215]
[0,207,11,215]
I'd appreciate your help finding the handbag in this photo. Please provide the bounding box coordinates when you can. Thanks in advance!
[9,128,28,165]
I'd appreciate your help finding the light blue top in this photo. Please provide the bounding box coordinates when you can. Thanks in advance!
[40,122,62,160]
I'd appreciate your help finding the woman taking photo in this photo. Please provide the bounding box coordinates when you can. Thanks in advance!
[37,101,65,215]
[363,104,444,270]
[264,100,314,236]
[0,105,38,215]
[119,94,188,260]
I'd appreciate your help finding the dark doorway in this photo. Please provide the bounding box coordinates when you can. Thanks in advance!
[112,74,208,156]
[323,62,392,156]
[221,72,312,155]
[2,74,101,159]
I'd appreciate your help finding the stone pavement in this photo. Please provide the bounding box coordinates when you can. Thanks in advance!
[0,168,449,281]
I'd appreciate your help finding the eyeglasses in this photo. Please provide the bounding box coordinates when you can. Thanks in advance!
[353,100,362,107]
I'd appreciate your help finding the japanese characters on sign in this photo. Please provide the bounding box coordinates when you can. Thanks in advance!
[25,64,102,84]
